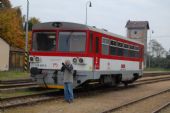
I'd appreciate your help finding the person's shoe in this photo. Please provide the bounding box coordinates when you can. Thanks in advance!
[65,100,69,103]
[70,99,73,103]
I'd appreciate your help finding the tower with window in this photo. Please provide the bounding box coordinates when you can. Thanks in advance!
[125,20,149,68]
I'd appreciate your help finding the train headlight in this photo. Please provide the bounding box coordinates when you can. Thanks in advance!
[73,58,77,64]
[79,58,84,64]
[29,57,34,62]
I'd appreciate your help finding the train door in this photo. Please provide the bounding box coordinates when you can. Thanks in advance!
[139,46,144,69]
[93,33,101,70]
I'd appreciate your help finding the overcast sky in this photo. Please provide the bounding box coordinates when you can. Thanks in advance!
[11,0,170,51]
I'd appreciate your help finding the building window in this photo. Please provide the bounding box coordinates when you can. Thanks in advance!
[134,31,138,34]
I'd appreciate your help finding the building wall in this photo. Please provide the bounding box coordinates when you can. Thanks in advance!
[127,28,148,68]
[9,51,25,71]
[0,38,10,71]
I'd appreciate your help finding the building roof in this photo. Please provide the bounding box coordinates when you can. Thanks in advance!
[125,20,149,29]
[10,47,24,52]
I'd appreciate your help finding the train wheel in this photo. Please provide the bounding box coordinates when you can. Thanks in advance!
[110,76,116,86]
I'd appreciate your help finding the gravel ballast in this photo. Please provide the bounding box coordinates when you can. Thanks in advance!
[3,80,170,113]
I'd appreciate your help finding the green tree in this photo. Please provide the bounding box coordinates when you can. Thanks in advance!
[24,17,40,31]
[0,0,11,8]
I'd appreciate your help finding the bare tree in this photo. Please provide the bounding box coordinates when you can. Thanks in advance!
[149,39,167,58]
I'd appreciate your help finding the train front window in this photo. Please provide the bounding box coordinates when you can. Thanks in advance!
[32,32,56,51]
[58,32,86,52]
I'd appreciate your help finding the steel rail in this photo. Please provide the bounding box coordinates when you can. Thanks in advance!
[151,102,170,113]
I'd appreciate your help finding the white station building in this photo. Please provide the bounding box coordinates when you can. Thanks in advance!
[0,37,10,71]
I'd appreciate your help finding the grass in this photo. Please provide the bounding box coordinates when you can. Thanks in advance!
[0,90,35,98]
[144,68,170,72]
[0,71,29,81]
[0,88,59,98]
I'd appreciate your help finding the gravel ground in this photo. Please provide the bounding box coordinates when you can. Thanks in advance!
[2,80,170,113]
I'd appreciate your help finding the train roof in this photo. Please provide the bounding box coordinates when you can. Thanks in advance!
[33,22,144,45]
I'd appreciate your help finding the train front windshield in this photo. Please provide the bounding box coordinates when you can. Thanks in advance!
[58,32,86,52]
[32,31,86,52]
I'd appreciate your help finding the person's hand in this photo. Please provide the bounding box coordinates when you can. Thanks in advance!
[62,62,65,65]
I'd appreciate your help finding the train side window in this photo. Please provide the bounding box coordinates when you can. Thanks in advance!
[110,40,117,55]
[89,32,93,52]
[130,45,135,49]
[135,51,139,58]
[102,37,110,55]
[124,44,129,48]
[134,46,140,58]
[117,48,124,56]
[95,37,99,53]
[129,50,135,57]
[124,49,129,57]
[123,44,129,57]
[117,42,123,56]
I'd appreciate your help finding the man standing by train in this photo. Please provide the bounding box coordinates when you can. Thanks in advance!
[61,60,74,103]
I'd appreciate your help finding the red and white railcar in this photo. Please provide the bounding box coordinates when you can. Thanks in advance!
[29,22,144,89]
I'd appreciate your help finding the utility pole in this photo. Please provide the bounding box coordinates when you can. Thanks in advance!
[85,1,92,25]
[24,0,29,71]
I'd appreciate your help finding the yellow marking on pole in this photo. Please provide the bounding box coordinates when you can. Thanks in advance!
[24,52,28,71]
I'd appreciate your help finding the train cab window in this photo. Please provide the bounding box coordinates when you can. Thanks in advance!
[102,38,110,55]
[110,40,117,55]
[32,32,56,51]
[58,32,86,52]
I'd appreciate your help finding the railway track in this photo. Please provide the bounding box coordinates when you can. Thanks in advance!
[143,72,170,77]
[0,78,36,92]
[0,82,39,93]
[0,82,37,89]
[0,79,32,84]
[0,72,169,90]
[101,88,170,113]
[152,102,170,113]
[135,76,170,85]
[0,75,170,110]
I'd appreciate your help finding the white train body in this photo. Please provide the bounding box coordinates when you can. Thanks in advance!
[29,22,144,89]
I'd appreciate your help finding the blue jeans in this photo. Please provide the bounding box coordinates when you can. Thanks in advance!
[64,82,74,101]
